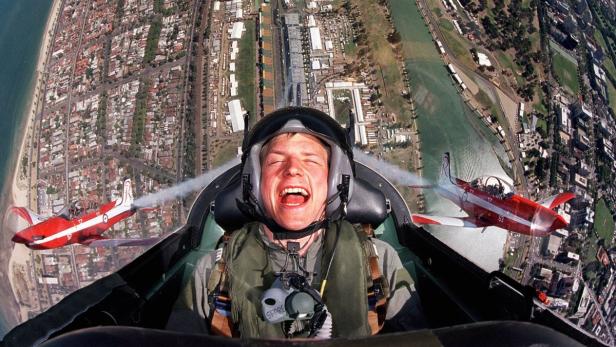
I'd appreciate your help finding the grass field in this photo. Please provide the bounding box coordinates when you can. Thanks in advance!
[552,51,580,95]
[144,19,162,64]
[536,117,547,134]
[475,89,506,124]
[439,18,453,31]
[594,199,615,246]
[495,50,527,87]
[604,59,616,83]
[212,139,241,167]
[441,29,472,66]
[475,89,493,107]
[496,50,519,73]
[344,42,357,56]
[608,83,616,116]
[533,100,548,115]
[529,25,540,52]
[433,7,443,17]
[535,116,547,132]
[332,89,353,125]
[425,0,471,67]
[353,0,413,122]
[594,31,616,79]
[237,19,256,118]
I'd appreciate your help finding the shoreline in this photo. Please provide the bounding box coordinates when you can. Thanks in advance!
[3,0,63,330]
[10,0,62,208]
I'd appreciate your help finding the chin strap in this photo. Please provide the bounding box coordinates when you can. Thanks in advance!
[236,174,351,240]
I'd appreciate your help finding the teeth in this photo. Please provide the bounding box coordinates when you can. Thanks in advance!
[281,187,309,196]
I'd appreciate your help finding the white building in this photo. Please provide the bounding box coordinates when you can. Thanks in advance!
[307,15,316,27]
[227,99,245,132]
[477,52,492,67]
[309,27,323,51]
[230,22,245,40]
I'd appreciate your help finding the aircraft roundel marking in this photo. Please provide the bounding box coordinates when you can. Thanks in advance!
[103,214,109,224]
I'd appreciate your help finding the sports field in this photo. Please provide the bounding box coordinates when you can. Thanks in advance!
[594,31,616,79]
[594,199,615,246]
[552,51,580,95]
[608,82,616,117]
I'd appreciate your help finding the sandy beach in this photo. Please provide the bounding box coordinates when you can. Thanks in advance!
[11,0,62,207]
[2,0,63,329]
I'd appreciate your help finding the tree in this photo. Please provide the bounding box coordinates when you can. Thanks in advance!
[386,29,401,44]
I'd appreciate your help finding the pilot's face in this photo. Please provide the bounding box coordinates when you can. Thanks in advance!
[260,133,329,231]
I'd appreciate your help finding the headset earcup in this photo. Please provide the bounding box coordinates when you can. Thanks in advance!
[326,146,354,218]
[242,143,264,206]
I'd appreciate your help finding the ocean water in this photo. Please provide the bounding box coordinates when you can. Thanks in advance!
[0,0,53,338]
[390,0,509,271]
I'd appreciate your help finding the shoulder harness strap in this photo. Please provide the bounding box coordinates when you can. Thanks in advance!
[207,234,238,337]
[209,225,389,337]
[362,224,390,335]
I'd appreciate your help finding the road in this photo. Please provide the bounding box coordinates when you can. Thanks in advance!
[61,0,94,290]
[175,0,202,189]
[532,257,577,275]
[191,0,210,175]
[578,273,615,345]
[45,59,186,115]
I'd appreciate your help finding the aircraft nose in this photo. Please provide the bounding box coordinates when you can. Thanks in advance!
[12,233,30,244]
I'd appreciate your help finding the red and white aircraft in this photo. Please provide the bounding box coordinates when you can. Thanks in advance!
[10,179,157,250]
[411,153,575,237]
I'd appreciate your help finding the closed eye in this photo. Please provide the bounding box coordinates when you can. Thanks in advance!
[266,160,284,166]
[305,159,324,165]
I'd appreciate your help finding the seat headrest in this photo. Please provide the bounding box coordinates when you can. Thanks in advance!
[214,174,387,232]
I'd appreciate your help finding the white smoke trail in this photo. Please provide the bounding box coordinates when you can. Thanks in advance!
[353,149,433,187]
[133,158,241,208]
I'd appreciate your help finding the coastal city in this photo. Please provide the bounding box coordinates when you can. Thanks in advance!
[1,0,615,344]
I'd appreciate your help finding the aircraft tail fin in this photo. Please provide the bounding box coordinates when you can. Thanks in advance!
[438,152,455,186]
[539,192,575,210]
[120,179,134,207]
[8,206,44,226]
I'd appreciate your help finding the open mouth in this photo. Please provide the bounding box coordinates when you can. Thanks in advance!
[279,187,310,207]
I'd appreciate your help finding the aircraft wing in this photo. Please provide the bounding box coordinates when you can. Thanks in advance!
[80,237,159,248]
[411,214,478,228]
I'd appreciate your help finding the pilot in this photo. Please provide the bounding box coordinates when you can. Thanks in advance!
[68,201,84,218]
[485,183,504,199]
[168,107,424,338]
